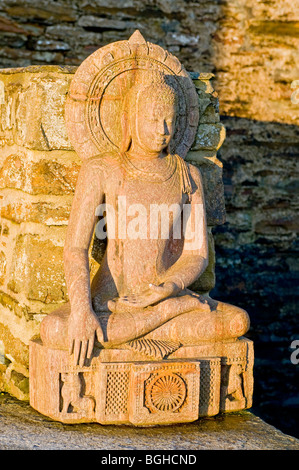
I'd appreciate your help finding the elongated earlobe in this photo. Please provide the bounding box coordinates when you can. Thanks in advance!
[167,116,176,154]
[120,111,132,153]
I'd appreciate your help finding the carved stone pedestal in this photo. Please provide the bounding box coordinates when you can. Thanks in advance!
[29,337,253,426]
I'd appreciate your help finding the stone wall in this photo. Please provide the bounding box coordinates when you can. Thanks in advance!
[0,0,298,437]
[0,66,77,399]
[207,0,299,438]
[0,0,226,71]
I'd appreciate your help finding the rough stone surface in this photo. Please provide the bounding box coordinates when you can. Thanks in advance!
[0,67,75,150]
[0,151,80,195]
[0,393,298,450]
[8,234,67,303]
[211,115,299,437]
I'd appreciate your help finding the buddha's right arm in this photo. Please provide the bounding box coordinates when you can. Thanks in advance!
[63,159,105,314]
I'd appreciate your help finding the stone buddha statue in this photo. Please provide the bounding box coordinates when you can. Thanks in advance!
[40,77,249,368]
[30,32,253,425]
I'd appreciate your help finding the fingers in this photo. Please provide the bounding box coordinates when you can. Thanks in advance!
[79,340,88,368]
[117,296,137,305]
[87,336,94,359]
[73,339,81,366]
[150,282,176,296]
[71,336,95,366]
[149,283,162,292]
[96,327,104,346]
[108,297,137,311]
[69,338,74,356]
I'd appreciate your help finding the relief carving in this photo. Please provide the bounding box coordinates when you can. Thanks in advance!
[60,372,95,418]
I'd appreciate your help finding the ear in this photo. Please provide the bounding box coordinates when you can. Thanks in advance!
[166,114,177,154]
[166,138,174,154]
[120,110,132,153]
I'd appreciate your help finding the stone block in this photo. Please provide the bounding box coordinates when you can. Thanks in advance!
[170,338,254,412]
[29,337,253,425]
[1,396,299,450]
[96,361,201,426]
[199,104,220,124]
[0,151,80,195]
[0,291,29,321]
[200,162,226,226]
[7,234,67,304]
[78,16,130,30]
[191,123,226,151]
[0,67,75,151]
[5,365,29,401]
[0,321,29,368]
[186,152,226,226]
[2,1,78,24]
[0,250,6,285]
[15,78,70,150]
[0,193,72,226]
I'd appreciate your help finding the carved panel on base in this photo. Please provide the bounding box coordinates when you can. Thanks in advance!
[198,358,221,417]
[95,363,131,424]
[128,362,200,426]
[29,338,254,426]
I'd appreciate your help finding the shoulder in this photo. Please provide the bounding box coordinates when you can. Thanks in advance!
[82,151,122,175]
[186,161,202,179]
[75,152,122,197]
[185,161,204,193]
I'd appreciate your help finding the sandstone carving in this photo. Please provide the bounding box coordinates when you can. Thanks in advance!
[29,31,254,426]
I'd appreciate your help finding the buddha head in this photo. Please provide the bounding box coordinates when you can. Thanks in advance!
[120,76,178,156]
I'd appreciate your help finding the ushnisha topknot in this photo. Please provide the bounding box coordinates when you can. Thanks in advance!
[125,80,177,123]
[141,81,177,107]
[135,70,178,106]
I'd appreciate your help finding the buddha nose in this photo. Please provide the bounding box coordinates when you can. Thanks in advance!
[157,119,169,135]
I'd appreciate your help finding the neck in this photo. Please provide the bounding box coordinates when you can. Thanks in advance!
[127,141,166,161]
[126,149,166,161]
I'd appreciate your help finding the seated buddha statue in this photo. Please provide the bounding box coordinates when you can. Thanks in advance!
[40,78,250,368]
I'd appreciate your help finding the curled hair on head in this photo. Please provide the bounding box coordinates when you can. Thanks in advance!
[119,75,178,153]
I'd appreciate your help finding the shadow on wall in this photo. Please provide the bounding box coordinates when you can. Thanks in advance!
[211,116,299,439]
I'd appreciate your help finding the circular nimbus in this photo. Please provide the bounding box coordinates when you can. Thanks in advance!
[65,31,199,161]
[146,373,187,412]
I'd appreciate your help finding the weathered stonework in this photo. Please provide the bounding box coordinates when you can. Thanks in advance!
[0,61,226,400]
[29,337,253,425]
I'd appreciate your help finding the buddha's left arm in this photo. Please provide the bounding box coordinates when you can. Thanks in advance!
[161,164,209,291]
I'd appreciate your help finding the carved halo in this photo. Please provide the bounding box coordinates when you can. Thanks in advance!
[65,30,199,160]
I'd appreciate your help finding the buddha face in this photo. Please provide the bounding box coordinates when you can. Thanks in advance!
[129,84,177,156]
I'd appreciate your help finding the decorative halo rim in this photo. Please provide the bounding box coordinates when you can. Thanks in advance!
[65,32,199,160]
